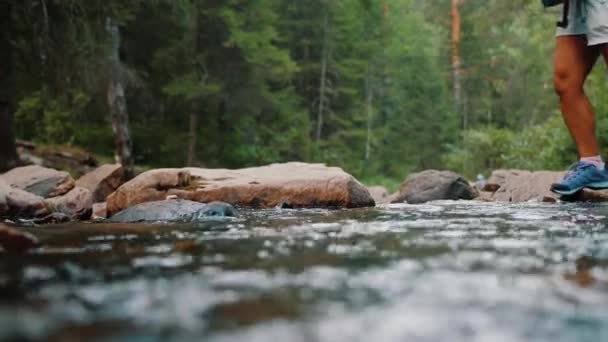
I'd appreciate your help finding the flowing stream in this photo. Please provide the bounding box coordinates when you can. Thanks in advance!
[2,201,608,341]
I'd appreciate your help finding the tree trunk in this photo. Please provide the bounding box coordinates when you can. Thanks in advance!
[451,0,464,125]
[315,10,329,143]
[106,18,134,179]
[0,1,19,172]
[365,65,374,161]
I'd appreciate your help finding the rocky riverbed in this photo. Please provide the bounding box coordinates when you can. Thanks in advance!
[3,160,608,341]
[2,201,608,341]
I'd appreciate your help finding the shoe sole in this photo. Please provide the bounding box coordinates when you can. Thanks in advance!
[551,181,608,196]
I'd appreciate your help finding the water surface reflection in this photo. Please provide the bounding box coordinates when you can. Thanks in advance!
[2,201,608,341]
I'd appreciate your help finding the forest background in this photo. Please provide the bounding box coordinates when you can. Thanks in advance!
[2,0,607,190]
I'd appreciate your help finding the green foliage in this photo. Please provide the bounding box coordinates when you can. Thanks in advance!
[8,0,597,186]
[444,117,575,178]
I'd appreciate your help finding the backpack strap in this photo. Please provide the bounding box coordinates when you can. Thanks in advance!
[557,0,570,28]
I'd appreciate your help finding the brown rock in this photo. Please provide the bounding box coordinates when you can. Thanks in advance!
[0,224,39,252]
[0,179,49,218]
[391,170,478,204]
[490,170,564,202]
[76,164,124,202]
[92,202,107,220]
[367,186,389,205]
[482,183,501,193]
[106,163,374,216]
[106,168,191,216]
[476,191,495,202]
[1,165,74,198]
[562,188,608,202]
[44,187,93,220]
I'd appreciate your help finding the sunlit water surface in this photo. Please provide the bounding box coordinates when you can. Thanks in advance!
[2,201,608,341]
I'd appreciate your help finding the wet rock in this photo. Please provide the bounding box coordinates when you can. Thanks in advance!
[561,188,608,202]
[0,179,49,218]
[76,164,124,202]
[106,163,374,216]
[44,187,93,220]
[107,199,237,223]
[367,186,390,205]
[92,202,107,220]
[28,212,72,225]
[476,191,495,202]
[391,170,478,204]
[0,224,39,252]
[1,165,75,198]
[490,170,564,202]
[106,168,192,216]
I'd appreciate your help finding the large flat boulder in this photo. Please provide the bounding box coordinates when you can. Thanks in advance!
[0,179,49,218]
[106,163,374,216]
[489,170,564,202]
[1,165,74,198]
[391,170,478,204]
[76,164,124,202]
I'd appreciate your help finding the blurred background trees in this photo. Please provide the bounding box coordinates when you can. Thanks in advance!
[1,0,598,186]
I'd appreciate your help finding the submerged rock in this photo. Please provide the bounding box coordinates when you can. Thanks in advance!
[0,224,39,252]
[106,163,374,215]
[76,164,124,202]
[107,199,237,223]
[391,170,478,204]
[1,165,74,198]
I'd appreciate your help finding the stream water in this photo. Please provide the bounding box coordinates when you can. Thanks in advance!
[2,201,608,341]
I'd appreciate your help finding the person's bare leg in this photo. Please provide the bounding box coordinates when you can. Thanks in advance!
[554,35,601,158]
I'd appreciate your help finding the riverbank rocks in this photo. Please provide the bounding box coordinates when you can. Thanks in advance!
[1,165,74,198]
[0,224,39,252]
[106,163,374,216]
[92,202,108,220]
[44,187,94,220]
[0,179,49,218]
[108,199,237,223]
[391,170,478,204]
[368,186,391,205]
[76,164,124,202]
[483,169,564,202]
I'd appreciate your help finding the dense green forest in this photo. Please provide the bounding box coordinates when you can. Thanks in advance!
[2,0,608,186]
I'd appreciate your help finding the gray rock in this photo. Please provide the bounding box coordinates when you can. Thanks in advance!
[0,179,49,219]
[1,165,74,198]
[107,199,238,223]
[391,170,478,204]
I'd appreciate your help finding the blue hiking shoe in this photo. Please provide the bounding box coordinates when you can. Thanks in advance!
[550,162,608,195]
